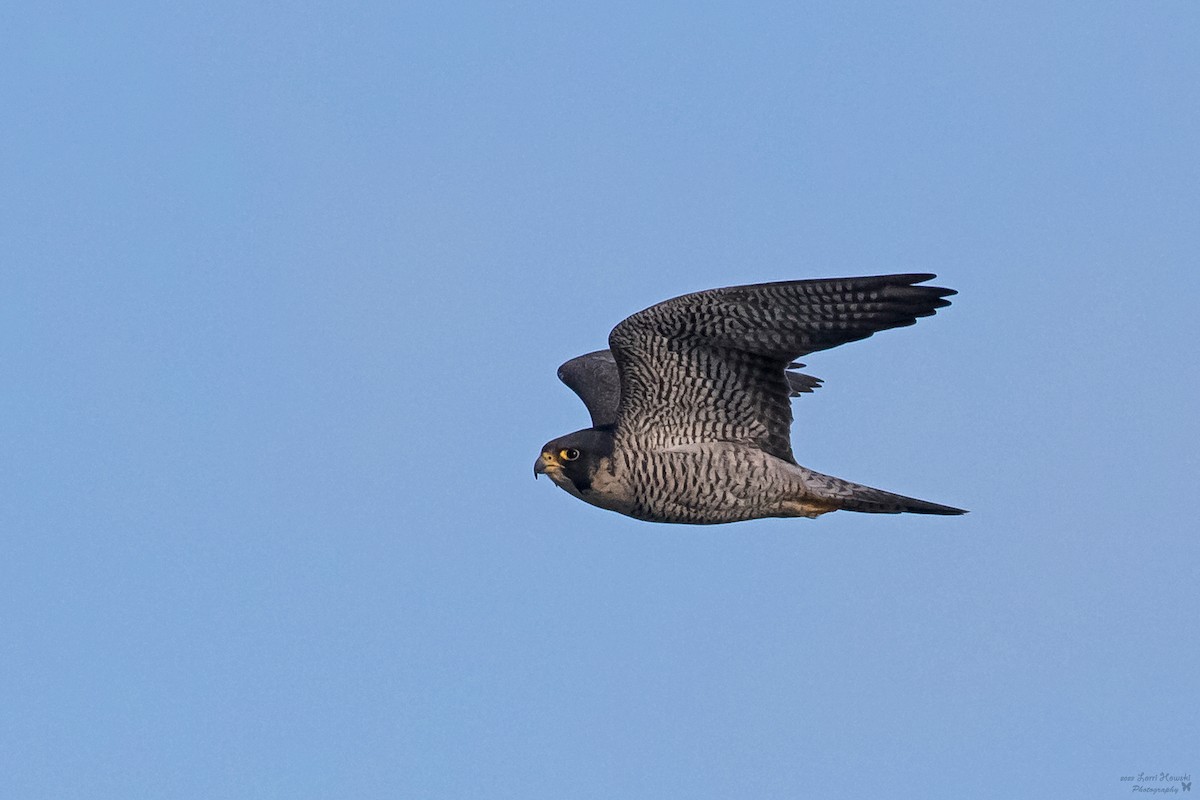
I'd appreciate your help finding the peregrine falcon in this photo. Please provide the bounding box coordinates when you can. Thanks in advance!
[534,274,966,524]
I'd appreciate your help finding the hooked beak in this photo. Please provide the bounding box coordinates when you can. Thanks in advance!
[534,451,559,479]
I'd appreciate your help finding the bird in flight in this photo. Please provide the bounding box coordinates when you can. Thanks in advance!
[534,274,965,524]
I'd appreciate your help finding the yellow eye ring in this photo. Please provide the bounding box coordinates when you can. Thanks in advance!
[559,448,580,461]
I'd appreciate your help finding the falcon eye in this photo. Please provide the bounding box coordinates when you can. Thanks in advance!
[560,448,580,461]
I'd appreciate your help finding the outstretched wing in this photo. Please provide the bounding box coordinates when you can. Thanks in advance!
[558,350,823,427]
[607,274,956,462]
[557,350,622,427]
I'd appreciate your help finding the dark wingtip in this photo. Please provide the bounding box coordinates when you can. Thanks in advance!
[893,494,968,515]
[920,504,968,515]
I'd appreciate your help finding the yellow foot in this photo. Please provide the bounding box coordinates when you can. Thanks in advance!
[780,499,839,518]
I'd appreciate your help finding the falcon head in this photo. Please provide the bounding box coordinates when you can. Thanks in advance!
[533,427,615,497]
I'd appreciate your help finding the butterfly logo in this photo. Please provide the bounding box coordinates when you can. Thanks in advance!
[1182,781,1191,792]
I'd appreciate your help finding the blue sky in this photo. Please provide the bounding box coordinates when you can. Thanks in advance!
[3,2,1197,798]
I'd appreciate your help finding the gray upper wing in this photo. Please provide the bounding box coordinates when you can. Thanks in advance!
[558,350,822,428]
[607,274,955,462]
[557,350,622,427]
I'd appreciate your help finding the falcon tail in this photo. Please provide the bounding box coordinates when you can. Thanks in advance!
[797,470,967,516]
